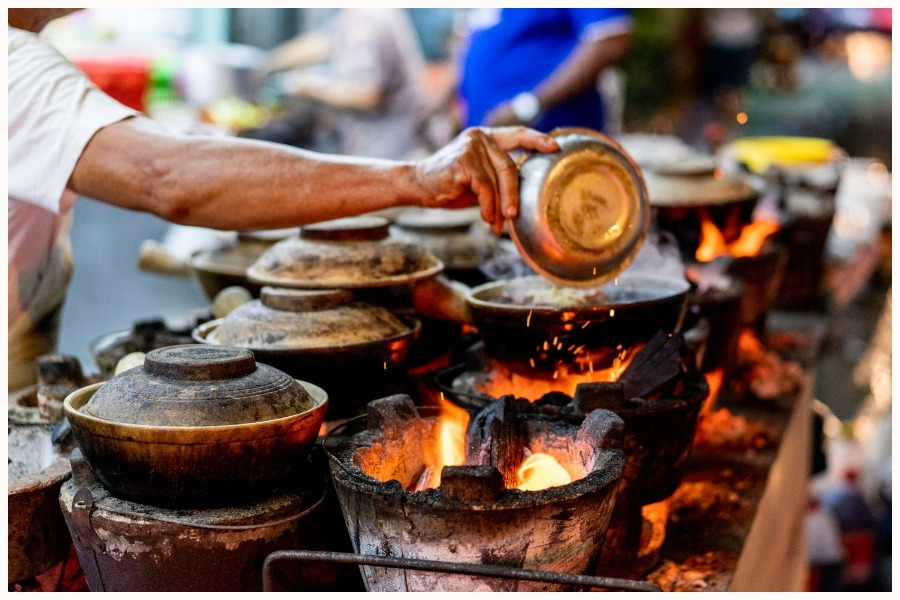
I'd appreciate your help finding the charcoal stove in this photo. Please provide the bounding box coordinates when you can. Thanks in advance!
[323,394,632,592]
[430,328,709,581]
[57,346,366,592]
[59,449,337,592]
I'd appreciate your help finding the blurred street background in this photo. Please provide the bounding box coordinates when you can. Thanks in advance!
[36,8,890,591]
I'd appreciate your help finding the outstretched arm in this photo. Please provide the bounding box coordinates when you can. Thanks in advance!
[69,116,558,235]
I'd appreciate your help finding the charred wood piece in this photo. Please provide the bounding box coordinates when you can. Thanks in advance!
[618,331,685,400]
[465,395,526,488]
[440,465,504,503]
[366,394,418,439]
[573,382,627,414]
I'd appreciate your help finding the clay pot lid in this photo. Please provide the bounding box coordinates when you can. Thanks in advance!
[189,237,278,276]
[80,344,313,427]
[393,207,479,233]
[512,127,650,288]
[246,216,444,289]
[644,159,759,207]
[206,287,413,349]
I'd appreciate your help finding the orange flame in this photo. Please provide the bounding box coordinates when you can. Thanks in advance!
[695,214,780,262]
[702,368,725,414]
[738,328,766,359]
[516,453,572,491]
[414,395,576,493]
[475,345,640,400]
[417,395,470,490]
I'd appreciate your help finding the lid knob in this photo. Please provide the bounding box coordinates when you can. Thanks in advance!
[300,216,390,242]
[143,345,256,380]
[260,287,354,312]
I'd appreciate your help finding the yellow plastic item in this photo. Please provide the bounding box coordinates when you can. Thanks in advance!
[731,136,836,173]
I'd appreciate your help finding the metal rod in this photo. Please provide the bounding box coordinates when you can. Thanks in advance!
[263,549,661,592]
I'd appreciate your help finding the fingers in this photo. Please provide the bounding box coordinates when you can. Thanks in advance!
[470,127,557,234]
[416,126,559,237]
[477,130,521,226]
[481,126,560,154]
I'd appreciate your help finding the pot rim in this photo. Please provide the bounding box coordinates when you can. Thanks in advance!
[64,381,328,443]
[192,315,422,353]
[188,250,248,277]
[466,272,691,315]
[511,127,650,288]
[324,408,626,511]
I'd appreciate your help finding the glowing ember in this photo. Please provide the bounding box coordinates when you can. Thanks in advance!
[695,213,779,263]
[474,346,640,399]
[516,452,572,491]
[738,328,765,358]
[640,498,674,557]
[413,395,575,493]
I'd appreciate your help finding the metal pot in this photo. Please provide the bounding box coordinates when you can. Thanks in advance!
[512,128,650,288]
[63,345,328,508]
[465,273,690,371]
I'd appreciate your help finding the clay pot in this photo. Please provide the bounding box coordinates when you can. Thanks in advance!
[64,345,328,508]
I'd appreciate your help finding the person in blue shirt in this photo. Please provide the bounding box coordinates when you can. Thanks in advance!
[458,8,633,133]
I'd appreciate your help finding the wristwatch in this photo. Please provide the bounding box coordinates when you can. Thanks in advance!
[510,91,541,124]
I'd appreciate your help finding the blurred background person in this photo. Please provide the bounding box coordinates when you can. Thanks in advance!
[246,8,431,160]
[456,8,633,133]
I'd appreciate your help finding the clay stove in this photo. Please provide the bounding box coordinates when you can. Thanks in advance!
[432,329,709,580]
[324,394,628,592]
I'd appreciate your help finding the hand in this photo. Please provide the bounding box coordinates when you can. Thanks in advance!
[485,102,527,128]
[414,127,559,235]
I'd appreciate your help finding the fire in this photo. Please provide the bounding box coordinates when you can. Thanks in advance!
[417,395,470,490]
[702,368,725,414]
[415,395,574,493]
[738,327,765,357]
[474,345,640,400]
[516,452,572,491]
[695,213,779,263]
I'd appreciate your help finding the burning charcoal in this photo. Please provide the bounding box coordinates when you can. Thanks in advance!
[573,382,627,413]
[440,465,504,503]
[366,394,419,439]
[465,395,526,488]
[577,409,625,452]
[534,391,572,408]
[618,331,685,400]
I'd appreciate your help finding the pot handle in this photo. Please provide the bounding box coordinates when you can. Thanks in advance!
[411,274,474,325]
[137,239,191,277]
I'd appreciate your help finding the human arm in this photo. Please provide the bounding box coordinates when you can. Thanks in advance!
[284,70,383,113]
[68,117,558,236]
[261,30,331,75]
[485,12,632,127]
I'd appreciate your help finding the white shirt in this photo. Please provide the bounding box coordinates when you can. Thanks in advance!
[8,26,137,387]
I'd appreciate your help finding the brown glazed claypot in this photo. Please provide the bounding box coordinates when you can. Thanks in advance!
[64,344,328,508]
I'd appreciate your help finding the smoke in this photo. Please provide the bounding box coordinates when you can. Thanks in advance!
[622,227,687,282]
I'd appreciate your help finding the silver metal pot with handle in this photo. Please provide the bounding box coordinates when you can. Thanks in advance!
[511,127,650,288]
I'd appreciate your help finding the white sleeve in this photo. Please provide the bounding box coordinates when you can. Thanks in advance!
[7,28,139,213]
